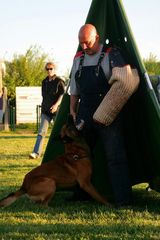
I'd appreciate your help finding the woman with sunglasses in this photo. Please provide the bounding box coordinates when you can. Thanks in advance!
[29,62,65,159]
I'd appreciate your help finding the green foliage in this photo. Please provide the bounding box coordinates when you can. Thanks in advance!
[3,45,49,103]
[143,53,160,76]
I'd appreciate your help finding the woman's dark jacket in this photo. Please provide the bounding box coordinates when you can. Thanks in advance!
[41,75,65,118]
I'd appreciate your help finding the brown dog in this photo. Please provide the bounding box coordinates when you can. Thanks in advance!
[0,115,110,208]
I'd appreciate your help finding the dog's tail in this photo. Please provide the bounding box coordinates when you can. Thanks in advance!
[0,188,25,207]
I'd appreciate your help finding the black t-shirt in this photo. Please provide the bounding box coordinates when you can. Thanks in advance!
[41,76,65,117]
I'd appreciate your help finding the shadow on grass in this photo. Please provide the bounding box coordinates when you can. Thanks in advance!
[0,222,160,239]
[0,199,160,240]
[0,136,50,139]
[0,192,103,217]
[132,188,160,213]
[1,190,160,215]
[0,153,36,160]
[0,164,37,173]
[0,152,45,161]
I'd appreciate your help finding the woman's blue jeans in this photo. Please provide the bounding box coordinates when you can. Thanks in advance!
[33,113,52,156]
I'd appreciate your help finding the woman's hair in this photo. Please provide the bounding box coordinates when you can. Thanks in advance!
[45,62,57,70]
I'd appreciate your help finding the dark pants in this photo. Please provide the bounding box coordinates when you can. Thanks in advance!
[83,115,132,206]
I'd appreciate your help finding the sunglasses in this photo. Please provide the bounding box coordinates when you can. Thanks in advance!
[46,68,53,71]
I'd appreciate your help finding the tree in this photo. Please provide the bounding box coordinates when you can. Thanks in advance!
[143,54,160,89]
[3,45,49,104]
[143,53,160,76]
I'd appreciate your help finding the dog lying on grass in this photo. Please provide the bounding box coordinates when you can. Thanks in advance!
[0,115,110,208]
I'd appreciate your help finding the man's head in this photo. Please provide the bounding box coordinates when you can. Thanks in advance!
[45,62,57,78]
[78,24,100,55]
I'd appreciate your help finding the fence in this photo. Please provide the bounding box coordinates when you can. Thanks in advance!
[36,105,41,132]
[9,105,16,131]
[0,104,42,132]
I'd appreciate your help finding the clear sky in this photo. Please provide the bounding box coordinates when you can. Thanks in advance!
[0,0,160,75]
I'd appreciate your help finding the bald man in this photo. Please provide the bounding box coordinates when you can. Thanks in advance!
[69,24,132,207]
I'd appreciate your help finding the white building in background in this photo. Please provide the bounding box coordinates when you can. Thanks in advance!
[16,87,42,123]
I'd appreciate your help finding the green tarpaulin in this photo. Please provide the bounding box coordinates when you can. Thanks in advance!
[42,0,160,196]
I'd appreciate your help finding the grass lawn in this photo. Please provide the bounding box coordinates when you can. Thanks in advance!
[0,130,160,240]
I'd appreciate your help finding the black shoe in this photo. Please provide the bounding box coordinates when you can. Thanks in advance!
[116,204,132,209]
[115,201,133,209]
